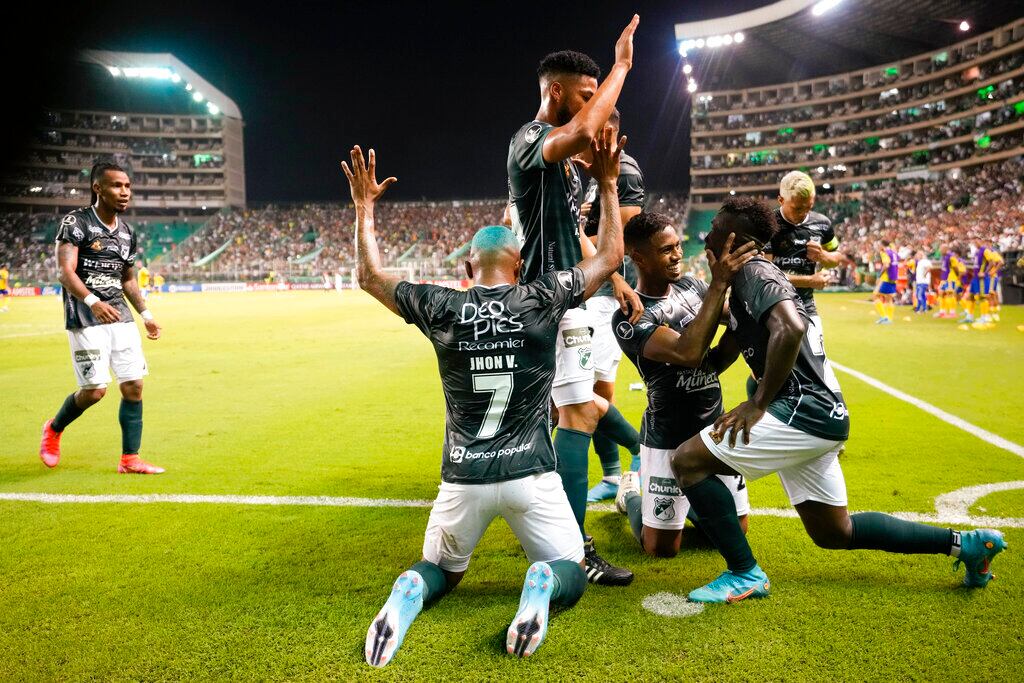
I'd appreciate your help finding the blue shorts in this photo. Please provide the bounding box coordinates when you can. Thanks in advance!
[878,281,897,295]
[0,288,8,296]
[969,276,991,296]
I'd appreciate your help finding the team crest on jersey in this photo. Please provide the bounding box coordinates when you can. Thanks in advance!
[79,361,95,378]
[578,347,592,369]
[89,240,102,251]
[524,123,543,144]
[120,245,130,260]
[653,496,676,521]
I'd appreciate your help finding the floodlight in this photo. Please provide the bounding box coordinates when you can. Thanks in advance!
[734,32,745,43]
[193,92,204,102]
[683,63,693,75]
[959,20,970,31]
[687,80,698,93]
[207,102,220,115]
[812,0,842,16]
[107,66,121,77]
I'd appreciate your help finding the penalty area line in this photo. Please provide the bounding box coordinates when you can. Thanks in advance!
[830,360,1024,459]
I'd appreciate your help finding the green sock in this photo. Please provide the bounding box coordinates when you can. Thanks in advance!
[119,399,143,455]
[592,432,622,478]
[548,560,586,608]
[554,428,591,536]
[596,405,640,456]
[849,512,953,555]
[681,476,757,573]
[625,492,644,545]
[409,560,450,605]
[52,393,85,432]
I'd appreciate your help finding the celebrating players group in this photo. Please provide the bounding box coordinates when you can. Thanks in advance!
[34,15,1008,668]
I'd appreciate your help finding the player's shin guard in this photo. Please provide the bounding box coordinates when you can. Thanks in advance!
[595,405,640,457]
[409,560,449,605]
[51,392,85,432]
[554,428,591,536]
[624,492,644,545]
[119,399,143,455]
[592,432,622,478]
[680,476,757,573]
[549,560,586,608]
[848,512,954,554]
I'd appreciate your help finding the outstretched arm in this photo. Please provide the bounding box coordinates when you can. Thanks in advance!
[341,146,402,316]
[575,128,625,299]
[542,15,638,163]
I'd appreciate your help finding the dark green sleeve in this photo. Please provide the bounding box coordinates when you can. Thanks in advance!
[612,307,658,358]
[542,267,586,317]
[127,227,139,268]
[511,122,554,172]
[394,282,451,336]
[618,172,644,207]
[55,213,85,247]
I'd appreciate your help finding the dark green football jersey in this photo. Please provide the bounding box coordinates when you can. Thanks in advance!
[613,277,723,449]
[583,151,643,297]
[507,121,584,283]
[394,267,587,484]
[54,207,138,330]
[763,208,837,317]
[728,258,850,441]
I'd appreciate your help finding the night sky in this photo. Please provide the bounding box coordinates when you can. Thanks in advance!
[16,1,775,203]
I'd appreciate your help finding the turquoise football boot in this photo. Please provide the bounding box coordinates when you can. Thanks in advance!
[688,565,771,604]
[955,529,1008,588]
[365,570,424,667]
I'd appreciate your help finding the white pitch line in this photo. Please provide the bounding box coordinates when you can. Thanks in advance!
[0,330,63,340]
[830,360,1024,459]
[2,492,1021,528]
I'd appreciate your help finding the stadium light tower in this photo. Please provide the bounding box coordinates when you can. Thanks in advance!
[812,0,842,16]
[675,1,821,56]
[959,20,971,31]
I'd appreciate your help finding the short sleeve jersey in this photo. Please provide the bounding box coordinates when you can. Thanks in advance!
[394,267,587,484]
[612,277,724,449]
[728,258,850,441]
[764,208,836,317]
[583,151,644,297]
[55,207,138,330]
[507,121,584,283]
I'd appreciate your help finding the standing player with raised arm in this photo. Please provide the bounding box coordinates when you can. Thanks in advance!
[507,15,640,586]
[610,212,756,558]
[580,108,645,503]
[39,163,164,474]
[668,197,1006,604]
[349,130,628,665]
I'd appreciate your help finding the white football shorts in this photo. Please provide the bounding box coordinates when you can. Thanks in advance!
[67,322,148,390]
[588,296,624,383]
[699,412,847,507]
[551,306,595,407]
[422,471,584,572]
[640,445,750,530]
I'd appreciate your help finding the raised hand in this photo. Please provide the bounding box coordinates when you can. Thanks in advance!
[587,127,627,184]
[707,232,758,285]
[341,146,397,207]
[615,14,640,70]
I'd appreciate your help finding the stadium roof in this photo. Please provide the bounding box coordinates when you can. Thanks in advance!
[676,0,1024,90]
[78,50,242,119]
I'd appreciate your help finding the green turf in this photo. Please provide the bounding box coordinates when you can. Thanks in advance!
[1,291,1022,680]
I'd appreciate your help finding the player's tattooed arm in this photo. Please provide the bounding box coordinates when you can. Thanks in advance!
[714,299,805,448]
[576,128,625,300]
[642,233,756,367]
[342,145,402,316]
[541,15,638,163]
[122,266,161,339]
[56,241,120,323]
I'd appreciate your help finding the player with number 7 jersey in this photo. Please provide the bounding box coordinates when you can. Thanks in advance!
[342,130,627,666]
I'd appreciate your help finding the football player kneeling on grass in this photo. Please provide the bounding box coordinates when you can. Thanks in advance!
[610,212,757,557]
[343,130,627,666]
[668,197,1007,604]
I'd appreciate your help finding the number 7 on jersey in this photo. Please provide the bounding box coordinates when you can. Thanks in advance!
[472,372,514,439]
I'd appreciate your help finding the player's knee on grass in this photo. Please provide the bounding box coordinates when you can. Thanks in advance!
[119,379,143,401]
[642,527,681,558]
[77,387,107,405]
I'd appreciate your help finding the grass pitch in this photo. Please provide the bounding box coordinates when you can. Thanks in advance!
[1,291,1022,681]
